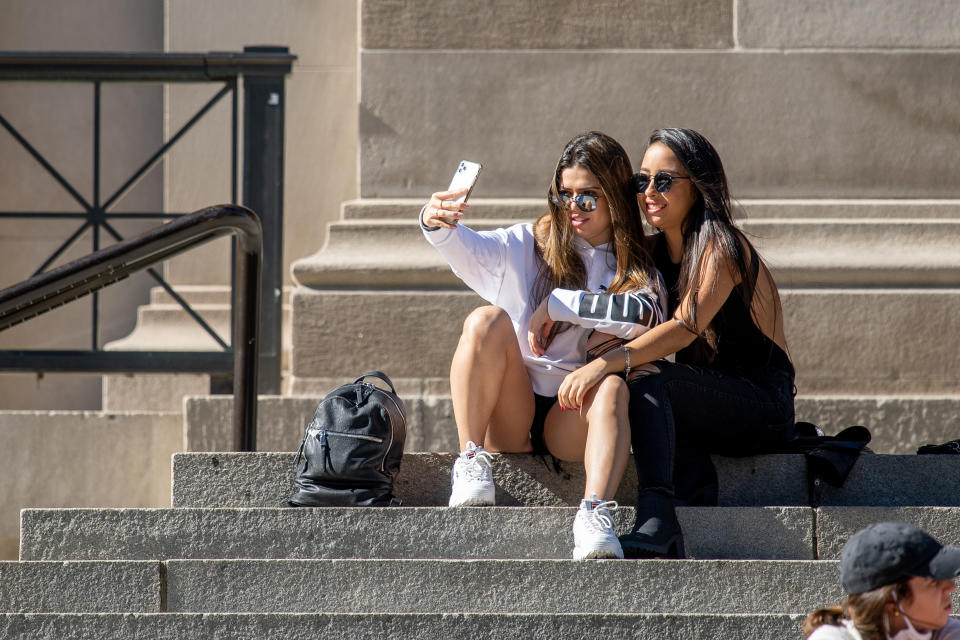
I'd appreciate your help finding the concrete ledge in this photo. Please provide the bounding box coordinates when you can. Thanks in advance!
[793,396,960,455]
[361,0,733,50]
[819,456,960,507]
[20,505,813,561]
[172,452,960,511]
[171,452,810,508]
[360,51,960,198]
[0,561,160,613]
[201,392,960,456]
[0,612,805,639]
[290,287,960,394]
[0,411,181,560]
[340,198,960,221]
[816,507,960,560]
[164,558,837,614]
[738,0,960,48]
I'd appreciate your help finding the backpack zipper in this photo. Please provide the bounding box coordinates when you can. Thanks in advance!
[366,384,405,472]
[308,427,384,444]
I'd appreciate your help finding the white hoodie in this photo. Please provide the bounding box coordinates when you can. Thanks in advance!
[422,217,665,396]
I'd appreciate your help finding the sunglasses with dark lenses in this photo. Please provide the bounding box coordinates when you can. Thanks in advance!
[550,193,602,213]
[632,171,691,194]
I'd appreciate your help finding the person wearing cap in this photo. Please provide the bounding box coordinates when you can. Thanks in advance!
[804,522,960,639]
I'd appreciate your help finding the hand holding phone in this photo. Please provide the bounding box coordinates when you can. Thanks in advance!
[423,160,482,229]
[447,160,482,205]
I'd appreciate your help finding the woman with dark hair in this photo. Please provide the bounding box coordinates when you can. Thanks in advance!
[556,127,796,558]
[420,131,666,559]
[804,522,960,639]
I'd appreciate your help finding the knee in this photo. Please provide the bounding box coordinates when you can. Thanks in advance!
[587,375,629,417]
[460,306,512,344]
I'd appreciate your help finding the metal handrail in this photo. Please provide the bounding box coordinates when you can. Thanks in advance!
[0,46,294,393]
[0,204,262,451]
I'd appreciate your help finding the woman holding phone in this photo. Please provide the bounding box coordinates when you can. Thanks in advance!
[557,128,796,559]
[420,131,666,560]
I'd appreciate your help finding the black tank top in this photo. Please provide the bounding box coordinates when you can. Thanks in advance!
[653,234,794,378]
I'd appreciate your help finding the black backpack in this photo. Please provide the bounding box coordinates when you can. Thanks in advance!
[289,371,406,507]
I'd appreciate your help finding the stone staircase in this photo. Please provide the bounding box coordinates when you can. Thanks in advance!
[5,451,960,638]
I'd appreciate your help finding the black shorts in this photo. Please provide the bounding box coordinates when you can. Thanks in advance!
[529,393,558,455]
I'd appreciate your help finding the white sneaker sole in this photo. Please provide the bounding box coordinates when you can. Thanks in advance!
[448,490,495,507]
[573,545,624,560]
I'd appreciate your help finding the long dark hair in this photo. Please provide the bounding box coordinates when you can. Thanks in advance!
[647,127,776,363]
[532,131,655,305]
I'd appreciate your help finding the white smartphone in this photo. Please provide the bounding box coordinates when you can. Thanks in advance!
[447,160,483,205]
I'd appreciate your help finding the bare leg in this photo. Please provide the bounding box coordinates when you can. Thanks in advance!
[450,306,535,453]
[543,375,630,500]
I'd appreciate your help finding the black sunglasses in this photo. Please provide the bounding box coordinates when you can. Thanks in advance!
[549,192,602,213]
[632,171,691,194]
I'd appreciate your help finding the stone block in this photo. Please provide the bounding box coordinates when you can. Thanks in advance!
[817,456,960,507]
[359,51,960,198]
[816,507,960,559]
[21,505,811,561]
[291,289,482,379]
[783,290,960,394]
[164,558,835,613]
[0,612,806,639]
[171,452,811,509]
[738,0,960,48]
[104,374,211,413]
[290,287,960,394]
[794,396,960,455]
[679,507,813,559]
[184,393,458,453]
[0,561,160,612]
[0,411,181,560]
[361,0,733,50]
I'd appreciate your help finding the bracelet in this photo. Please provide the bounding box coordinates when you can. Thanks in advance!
[621,344,631,377]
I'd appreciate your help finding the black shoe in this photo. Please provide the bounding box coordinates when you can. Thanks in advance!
[618,491,685,559]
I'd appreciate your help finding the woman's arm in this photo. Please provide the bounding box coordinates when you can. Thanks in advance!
[421,189,511,304]
[556,244,739,408]
[527,287,664,357]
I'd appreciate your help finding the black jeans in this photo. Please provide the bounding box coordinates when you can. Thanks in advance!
[626,361,796,505]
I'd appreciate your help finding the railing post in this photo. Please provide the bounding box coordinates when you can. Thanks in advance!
[242,45,286,396]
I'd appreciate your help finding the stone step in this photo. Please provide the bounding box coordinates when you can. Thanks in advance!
[19,506,814,561]
[158,558,842,614]
[292,216,960,288]
[289,287,960,394]
[32,506,960,563]
[185,392,960,455]
[149,284,295,306]
[0,561,160,613]
[170,452,960,509]
[104,304,292,353]
[338,198,960,221]
[0,411,181,561]
[0,612,805,639]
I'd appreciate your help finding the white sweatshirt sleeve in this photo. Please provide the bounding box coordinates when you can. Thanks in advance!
[421,208,510,304]
[546,286,665,339]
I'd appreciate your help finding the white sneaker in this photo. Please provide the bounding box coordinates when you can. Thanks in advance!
[572,494,623,560]
[448,441,495,507]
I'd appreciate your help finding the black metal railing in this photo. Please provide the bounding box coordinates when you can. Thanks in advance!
[0,204,262,450]
[0,47,295,394]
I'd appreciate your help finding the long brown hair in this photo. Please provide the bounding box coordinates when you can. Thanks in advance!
[531,131,656,312]
[803,580,911,640]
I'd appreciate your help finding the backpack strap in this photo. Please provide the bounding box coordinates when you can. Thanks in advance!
[354,370,398,395]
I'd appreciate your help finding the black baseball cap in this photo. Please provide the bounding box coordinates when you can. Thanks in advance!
[840,522,960,594]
